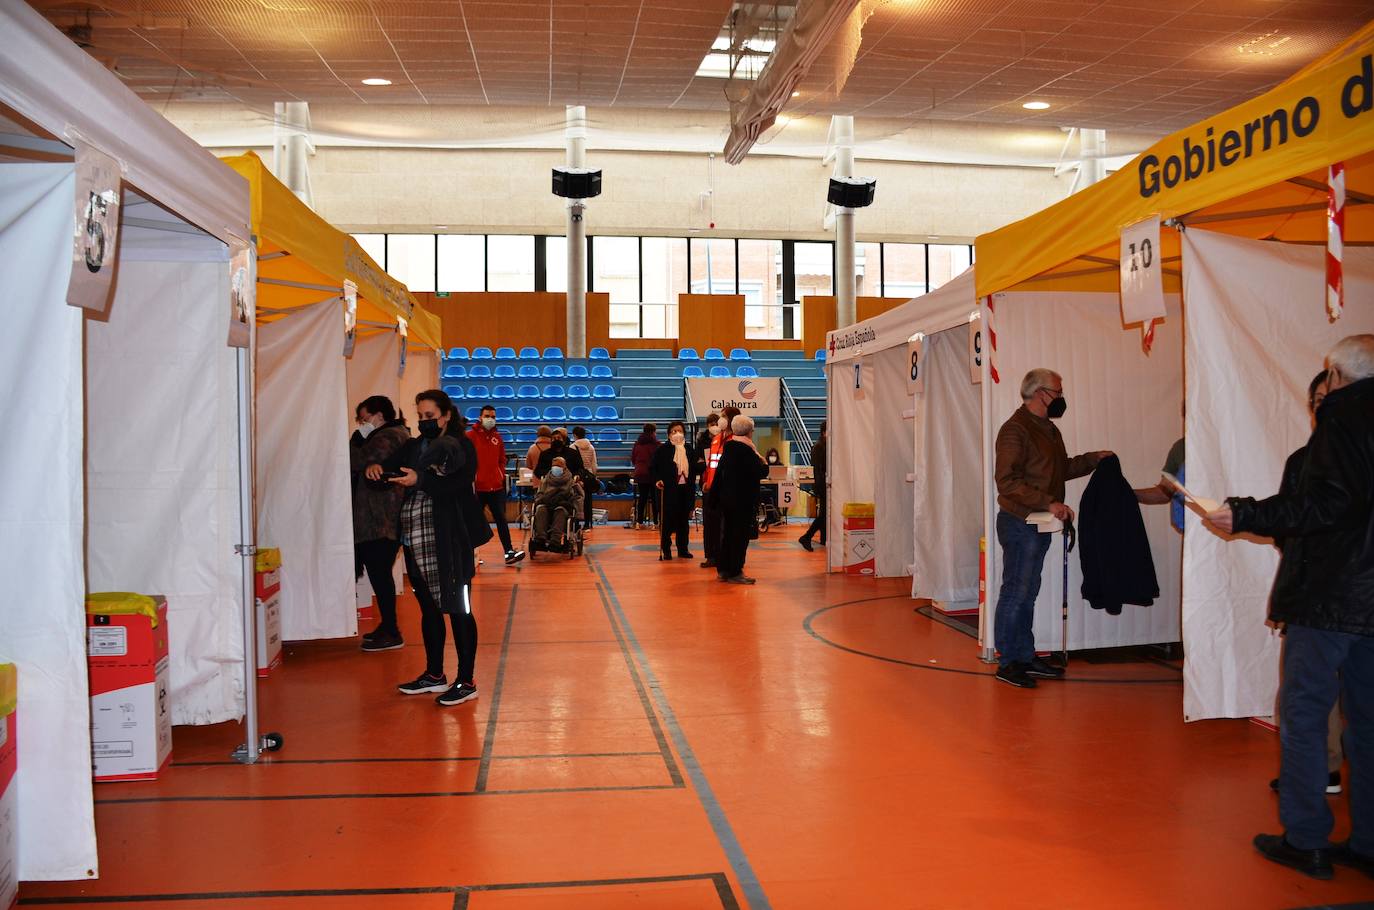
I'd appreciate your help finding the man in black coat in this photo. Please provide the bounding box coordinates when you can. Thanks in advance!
[533,427,586,480]
[707,414,768,585]
[1207,334,1374,882]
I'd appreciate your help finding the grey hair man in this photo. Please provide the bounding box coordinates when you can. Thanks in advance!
[706,412,768,585]
[1207,335,1374,881]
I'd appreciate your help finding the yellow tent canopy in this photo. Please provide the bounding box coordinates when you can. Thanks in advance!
[977,20,1374,296]
[221,152,441,350]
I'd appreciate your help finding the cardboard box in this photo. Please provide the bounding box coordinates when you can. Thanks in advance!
[254,549,283,677]
[86,595,171,782]
[0,664,16,910]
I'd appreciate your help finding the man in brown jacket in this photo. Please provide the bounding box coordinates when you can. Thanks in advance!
[993,368,1110,688]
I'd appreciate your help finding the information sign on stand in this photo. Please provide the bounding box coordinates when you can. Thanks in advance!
[1120,215,1167,328]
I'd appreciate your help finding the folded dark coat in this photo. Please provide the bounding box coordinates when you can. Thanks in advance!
[1078,454,1159,615]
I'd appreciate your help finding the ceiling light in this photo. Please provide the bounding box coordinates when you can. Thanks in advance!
[792,90,800,97]
[1022,100,1050,110]
[361,78,392,86]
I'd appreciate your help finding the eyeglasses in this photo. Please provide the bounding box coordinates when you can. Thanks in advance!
[1043,387,1063,397]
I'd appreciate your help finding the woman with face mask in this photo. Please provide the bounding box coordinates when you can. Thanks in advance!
[350,396,411,652]
[366,389,481,708]
[651,419,698,560]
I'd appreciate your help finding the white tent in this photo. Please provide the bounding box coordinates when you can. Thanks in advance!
[0,0,253,882]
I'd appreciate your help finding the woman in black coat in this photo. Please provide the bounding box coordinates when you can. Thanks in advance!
[370,389,481,708]
[706,415,768,585]
[651,419,697,560]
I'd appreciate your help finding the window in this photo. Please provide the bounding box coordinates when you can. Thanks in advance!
[386,234,436,293]
[592,236,640,304]
[352,233,386,268]
[486,235,534,291]
[794,241,833,300]
[609,304,640,338]
[740,239,787,338]
[929,243,973,290]
[545,236,567,293]
[435,235,483,292]
[689,238,735,294]
[882,242,927,298]
[855,242,881,298]
[641,237,688,302]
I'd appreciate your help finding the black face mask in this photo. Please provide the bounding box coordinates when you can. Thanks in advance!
[418,418,441,439]
[1047,396,1068,420]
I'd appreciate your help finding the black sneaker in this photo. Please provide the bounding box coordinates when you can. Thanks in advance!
[1026,657,1066,679]
[724,574,756,585]
[1253,833,1333,880]
[361,625,386,642]
[678,551,693,559]
[436,682,479,707]
[361,632,404,652]
[505,549,526,565]
[700,559,716,569]
[660,552,673,560]
[1331,840,1374,878]
[1268,770,1342,794]
[996,663,1038,688]
[397,673,448,695]
[798,536,814,551]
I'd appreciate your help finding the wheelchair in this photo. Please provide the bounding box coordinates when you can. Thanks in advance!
[757,486,785,533]
[524,499,586,559]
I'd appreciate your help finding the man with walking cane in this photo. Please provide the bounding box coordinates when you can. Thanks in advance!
[992,368,1110,689]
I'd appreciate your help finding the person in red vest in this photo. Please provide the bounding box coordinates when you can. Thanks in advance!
[468,404,524,565]
[699,405,741,570]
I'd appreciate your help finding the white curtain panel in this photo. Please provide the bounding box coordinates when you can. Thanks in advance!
[0,163,97,879]
[872,345,916,577]
[399,348,439,425]
[345,330,401,420]
[826,357,876,565]
[256,299,356,640]
[912,324,984,604]
[86,258,244,726]
[988,291,1184,653]
[1182,231,1374,721]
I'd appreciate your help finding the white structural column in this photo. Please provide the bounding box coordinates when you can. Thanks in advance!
[833,115,856,328]
[273,101,313,207]
[1078,128,1107,189]
[565,105,588,358]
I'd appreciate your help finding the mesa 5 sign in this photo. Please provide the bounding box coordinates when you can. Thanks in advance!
[685,377,780,417]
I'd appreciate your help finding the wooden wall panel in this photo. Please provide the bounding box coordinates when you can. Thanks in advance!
[418,291,612,354]
[677,293,745,354]
[857,295,910,323]
[803,296,908,354]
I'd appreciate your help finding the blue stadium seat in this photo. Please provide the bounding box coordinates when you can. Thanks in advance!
[518,347,540,360]
[464,406,482,421]
[736,365,759,377]
[592,384,616,399]
[590,364,614,379]
[468,364,492,379]
[447,347,469,360]
[729,348,751,361]
[567,384,591,399]
[443,385,463,399]
[598,427,622,443]
[566,364,589,378]
[492,384,515,399]
[542,363,565,378]
[543,405,567,421]
[495,406,514,421]
[569,405,594,421]
[473,346,494,359]
[704,347,725,360]
[494,364,516,378]
[594,406,619,421]
[442,364,466,380]
[518,364,541,378]
[467,385,490,400]
[543,384,566,399]
[678,347,700,361]
[814,348,826,361]
[709,366,731,378]
[589,347,610,360]
[495,346,517,360]
[543,346,563,359]
[682,365,705,378]
[499,429,514,445]
[517,384,540,399]
[516,428,537,443]
[516,406,540,421]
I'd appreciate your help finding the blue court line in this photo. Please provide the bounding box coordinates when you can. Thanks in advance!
[588,555,772,910]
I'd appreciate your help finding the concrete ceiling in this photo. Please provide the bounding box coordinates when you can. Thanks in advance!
[27,0,1374,133]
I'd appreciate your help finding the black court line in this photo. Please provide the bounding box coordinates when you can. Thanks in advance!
[474,584,519,792]
[20,871,739,908]
[93,784,679,805]
[592,579,686,788]
[805,597,1183,686]
[169,751,660,768]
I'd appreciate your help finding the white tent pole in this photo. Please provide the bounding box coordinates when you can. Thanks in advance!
[231,337,263,763]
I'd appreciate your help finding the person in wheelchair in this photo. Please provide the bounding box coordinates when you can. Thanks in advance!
[529,456,583,554]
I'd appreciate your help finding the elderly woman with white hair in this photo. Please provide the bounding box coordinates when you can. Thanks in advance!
[707,414,769,584]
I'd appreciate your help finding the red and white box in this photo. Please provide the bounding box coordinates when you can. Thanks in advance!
[0,663,16,910]
[841,503,876,576]
[86,595,171,782]
[255,549,283,677]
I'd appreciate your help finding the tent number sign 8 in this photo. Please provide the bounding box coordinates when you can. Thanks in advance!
[907,333,926,395]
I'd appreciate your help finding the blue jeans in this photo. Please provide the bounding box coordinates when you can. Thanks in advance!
[1279,625,1374,852]
[994,510,1052,668]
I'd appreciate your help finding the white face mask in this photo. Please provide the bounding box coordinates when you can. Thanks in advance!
[708,424,720,437]
[670,432,685,445]
[768,455,779,464]
[481,416,495,430]
[357,422,375,440]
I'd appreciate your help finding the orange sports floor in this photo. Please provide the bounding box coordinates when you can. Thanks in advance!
[20,526,1370,909]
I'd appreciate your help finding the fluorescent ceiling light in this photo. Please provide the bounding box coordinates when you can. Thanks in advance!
[1022,100,1051,110]
[696,53,762,80]
[711,37,776,53]
[361,77,392,86]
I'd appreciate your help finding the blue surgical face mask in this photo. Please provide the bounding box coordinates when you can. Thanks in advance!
[550,466,565,478]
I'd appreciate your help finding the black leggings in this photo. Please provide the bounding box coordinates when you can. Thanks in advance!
[660,484,692,556]
[355,538,400,633]
[801,496,826,544]
[477,490,514,552]
[635,482,657,525]
[404,546,477,685]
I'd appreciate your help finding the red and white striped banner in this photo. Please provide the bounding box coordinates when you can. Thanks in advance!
[1142,318,1157,355]
[984,295,1000,384]
[1327,161,1345,322]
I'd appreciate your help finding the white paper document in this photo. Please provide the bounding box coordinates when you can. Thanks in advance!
[1025,511,1064,534]
[1161,472,1221,515]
